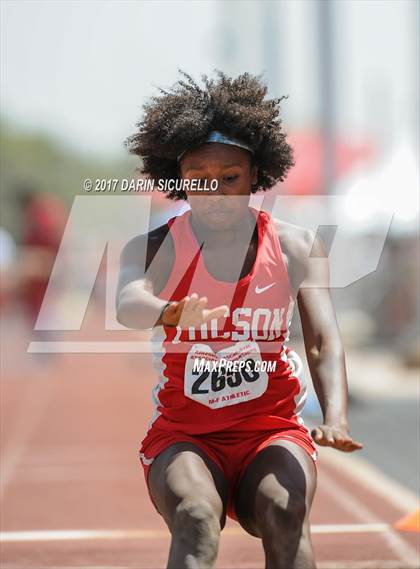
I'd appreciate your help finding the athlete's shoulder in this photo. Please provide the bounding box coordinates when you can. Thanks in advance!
[271,217,327,289]
[120,222,172,271]
[272,218,316,262]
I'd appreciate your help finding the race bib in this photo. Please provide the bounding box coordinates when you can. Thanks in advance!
[184,341,269,409]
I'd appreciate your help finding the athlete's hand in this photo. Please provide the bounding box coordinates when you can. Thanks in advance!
[311,424,363,452]
[162,294,228,328]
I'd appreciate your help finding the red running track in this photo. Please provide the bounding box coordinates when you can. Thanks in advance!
[1,323,419,569]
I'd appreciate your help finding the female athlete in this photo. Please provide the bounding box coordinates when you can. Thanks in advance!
[117,71,363,569]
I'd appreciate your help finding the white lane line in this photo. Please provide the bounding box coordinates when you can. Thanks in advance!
[313,523,391,534]
[6,564,415,569]
[215,564,420,569]
[318,467,419,568]
[318,445,419,513]
[318,563,420,569]
[0,523,398,542]
[1,376,56,500]
[28,342,155,353]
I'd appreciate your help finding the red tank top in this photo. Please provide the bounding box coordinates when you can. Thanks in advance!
[147,207,307,434]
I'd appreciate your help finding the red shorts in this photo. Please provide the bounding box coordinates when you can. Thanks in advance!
[139,424,318,521]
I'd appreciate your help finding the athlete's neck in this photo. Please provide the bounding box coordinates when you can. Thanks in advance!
[189,208,256,249]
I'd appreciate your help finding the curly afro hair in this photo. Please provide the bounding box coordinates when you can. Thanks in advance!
[125,70,295,200]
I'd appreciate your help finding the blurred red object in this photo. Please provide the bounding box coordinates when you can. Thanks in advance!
[24,193,68,248]
[20,193,68,323]
[282,130,375,195]
[131,130,375,204]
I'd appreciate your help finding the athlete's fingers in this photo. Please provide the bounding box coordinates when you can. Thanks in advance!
[335,439,353,451]
[311,427,324,443]
[321,426,335,445]
[193,296,208,313]
[331,431,347,445]
[339,433,357,446]
[312,426,337,446]
[343,438,363,451]
[202,305,229,323]
[177,296,193,317]
[177,301,227,328]
[193,298,208,317]
[330,428,363,451]
[336,438,353,451]
[314,425,363,451]
[337,442,361,452]
[175,295,204,326]
[180,296,190,306]
[312,427,333,446]
[169,298,192,320]
[185,293,200,312]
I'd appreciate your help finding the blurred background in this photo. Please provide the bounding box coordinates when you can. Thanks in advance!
[1,1,419,566]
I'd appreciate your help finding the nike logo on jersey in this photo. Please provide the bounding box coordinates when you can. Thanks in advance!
[255,283,276,294]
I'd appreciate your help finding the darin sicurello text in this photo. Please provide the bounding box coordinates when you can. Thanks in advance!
[121,178,218,192]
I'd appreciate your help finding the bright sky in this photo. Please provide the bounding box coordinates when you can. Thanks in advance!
[1,1,218,158]
[1,0,417,158]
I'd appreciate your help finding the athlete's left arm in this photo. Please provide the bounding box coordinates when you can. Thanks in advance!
[283,226,363,453]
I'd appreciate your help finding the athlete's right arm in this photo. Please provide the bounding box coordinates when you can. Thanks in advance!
[116,227,228,329]
[116,226,172,329]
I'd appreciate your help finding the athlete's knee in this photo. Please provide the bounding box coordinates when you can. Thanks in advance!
[258,493,307,538]
[171,497,221,548]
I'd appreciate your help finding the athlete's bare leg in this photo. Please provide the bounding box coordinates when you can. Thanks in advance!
[148,442,229,569]
[233,440,317,569]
